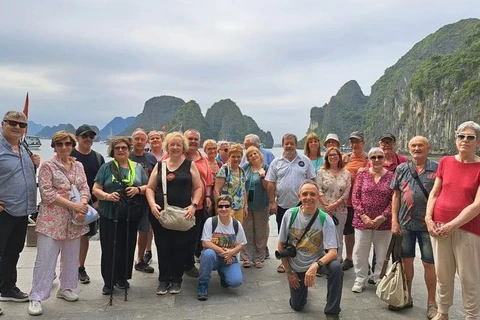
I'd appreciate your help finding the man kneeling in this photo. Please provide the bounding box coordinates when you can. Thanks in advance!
[197,195,247,301]
[278,181,343,319]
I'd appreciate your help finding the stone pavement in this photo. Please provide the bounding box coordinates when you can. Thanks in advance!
[0,217,467,319]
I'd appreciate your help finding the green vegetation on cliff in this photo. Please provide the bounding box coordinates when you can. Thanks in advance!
[166,100,212,138]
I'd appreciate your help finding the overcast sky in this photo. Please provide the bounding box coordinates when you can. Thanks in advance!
[0,0,478,142]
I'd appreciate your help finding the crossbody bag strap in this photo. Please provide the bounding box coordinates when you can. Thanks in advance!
[408,161,429,198]
[161,160,169,209]
[294,210,319,248]
[379,234,402,279]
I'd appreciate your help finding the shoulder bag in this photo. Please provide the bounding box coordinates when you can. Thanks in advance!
[157,160,195,231]
[376,235,409,307]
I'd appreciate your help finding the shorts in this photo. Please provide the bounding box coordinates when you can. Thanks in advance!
[137,211,151,233]
[85,220,97,237]
[343,207,354,235]
[400,228,434,264]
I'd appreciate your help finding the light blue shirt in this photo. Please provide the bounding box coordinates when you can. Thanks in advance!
[240,147,275,166]
[0,133,37,217]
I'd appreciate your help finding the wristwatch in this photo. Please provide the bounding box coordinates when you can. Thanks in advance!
[317,260,324,269]
[192,202,198,208]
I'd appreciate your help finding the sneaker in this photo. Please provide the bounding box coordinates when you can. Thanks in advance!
[78,267,90,284]
[367,276,376,285]
[219,272,229,288]
[352,280,365,293]
[388,299,413,311]
[135,260,154,273]
[0,286,29,302]
[197,283,208,301]
[143,250,153,264]
[102,285,114,295]
[185,266,200,278]
[156,282,170,295]
[431,313,448,320]
[342,259,353,271]
[169,282,182,294]
[28,300,43,316]
[115,280,130,289]
[56,289,79,302]
[427,304,438,319]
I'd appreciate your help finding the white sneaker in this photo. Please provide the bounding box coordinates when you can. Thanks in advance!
[28,300,43,316]
[352,280,365,293]
[56,289,78,302]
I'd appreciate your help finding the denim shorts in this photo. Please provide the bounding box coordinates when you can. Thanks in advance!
[401,228,434,264]
[137,212,151,233]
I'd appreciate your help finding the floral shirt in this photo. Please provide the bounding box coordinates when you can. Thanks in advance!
[216,166,246,211]
[317,168,351,215]
[352,170,393,230]
[36,156,90,240]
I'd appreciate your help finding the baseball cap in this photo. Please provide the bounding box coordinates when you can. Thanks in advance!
[76,124,96,137]
[379,133,396,142]
[349,131,364,141]
[324,133,340,146]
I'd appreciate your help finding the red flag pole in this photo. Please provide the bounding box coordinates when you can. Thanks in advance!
[23,92,29,134]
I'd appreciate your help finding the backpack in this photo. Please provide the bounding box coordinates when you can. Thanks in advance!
[288,206,327,228]
[93,150,103,168]
[211,216,239,235]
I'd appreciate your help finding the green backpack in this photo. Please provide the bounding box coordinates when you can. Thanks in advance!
[288,206,327,229]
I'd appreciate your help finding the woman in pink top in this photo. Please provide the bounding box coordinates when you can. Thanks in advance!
[426,121,480,320]
[351,147,393,293]
[28,131,90,316]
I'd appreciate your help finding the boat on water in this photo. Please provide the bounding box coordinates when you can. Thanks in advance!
[24,135,42,149]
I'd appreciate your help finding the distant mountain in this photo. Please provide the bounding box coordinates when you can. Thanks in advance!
[120,95,185,136]
[166,100,212,139]
[37,124,101,141]
[99,117,135,140]
[204,99,274,148]
[26,121,44,136]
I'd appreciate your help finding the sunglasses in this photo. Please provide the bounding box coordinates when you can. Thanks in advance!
[221,148,229,153]
[81,133,95,139]
[217,204,231,209]
[55,141,73,147]
[114,146,129,151]
[3,119,27,128]
[456,134,476,141]
[370,155,385,161]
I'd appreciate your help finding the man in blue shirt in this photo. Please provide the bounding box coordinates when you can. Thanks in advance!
[240,134,275,166]
[0,111,40,304]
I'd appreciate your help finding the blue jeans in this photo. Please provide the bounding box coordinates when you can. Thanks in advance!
[198,249,243,287]
[401,228,434,264]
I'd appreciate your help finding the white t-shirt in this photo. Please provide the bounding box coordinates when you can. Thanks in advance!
[265,153,316,208]
[202,216,247,249]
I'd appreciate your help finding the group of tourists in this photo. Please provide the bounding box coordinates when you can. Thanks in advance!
[0,109,479,320]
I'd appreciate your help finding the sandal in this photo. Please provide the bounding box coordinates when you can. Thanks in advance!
[277,264,285,273]
[243,261,251,268]
[254,261,263,268]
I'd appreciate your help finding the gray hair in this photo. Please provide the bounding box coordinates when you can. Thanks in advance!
[298,180,320,193]
[245,134,261,146]
[456,121,480,137]
[131,128,147,139]
[3,110,27,122]
[217,194,233,205]
[282,133,298,145]
[217,140,229,149]
[184,129,201,139]
[368,147,385,158]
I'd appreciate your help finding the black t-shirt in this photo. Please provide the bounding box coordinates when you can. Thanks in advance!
[155,159,192,208]
[71,148,105,202]
[129,152,157,178]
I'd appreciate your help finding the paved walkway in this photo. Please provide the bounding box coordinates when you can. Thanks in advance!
[0,217,467,319]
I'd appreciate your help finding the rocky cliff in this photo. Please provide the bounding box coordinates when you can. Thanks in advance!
[166,100,212,139]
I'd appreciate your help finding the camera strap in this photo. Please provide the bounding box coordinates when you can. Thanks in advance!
[290,208,319,248]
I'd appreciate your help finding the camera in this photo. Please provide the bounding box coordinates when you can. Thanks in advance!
[275,243,297,259]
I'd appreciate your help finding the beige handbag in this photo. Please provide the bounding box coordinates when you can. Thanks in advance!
[376,235,409,307]
[157,161,195,231]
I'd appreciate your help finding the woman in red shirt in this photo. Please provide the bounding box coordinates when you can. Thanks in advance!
[426,121,480,320]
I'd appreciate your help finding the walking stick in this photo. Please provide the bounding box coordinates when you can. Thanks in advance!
[124,197,131,302]
[109,203,119,306]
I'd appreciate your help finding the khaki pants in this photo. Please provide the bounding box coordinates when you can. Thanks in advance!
[231,209,244,224]
[431,229,480,319]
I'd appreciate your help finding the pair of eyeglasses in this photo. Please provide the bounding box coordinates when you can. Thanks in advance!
[217,204,231,209]
[456,134,476,141]
[81,133,95,139]
[114,146,129,151]
[370,155,385,161]
[3,119,27,128]
[55,141,73,147]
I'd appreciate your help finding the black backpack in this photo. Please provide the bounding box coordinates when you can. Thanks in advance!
[211,216,239,235]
